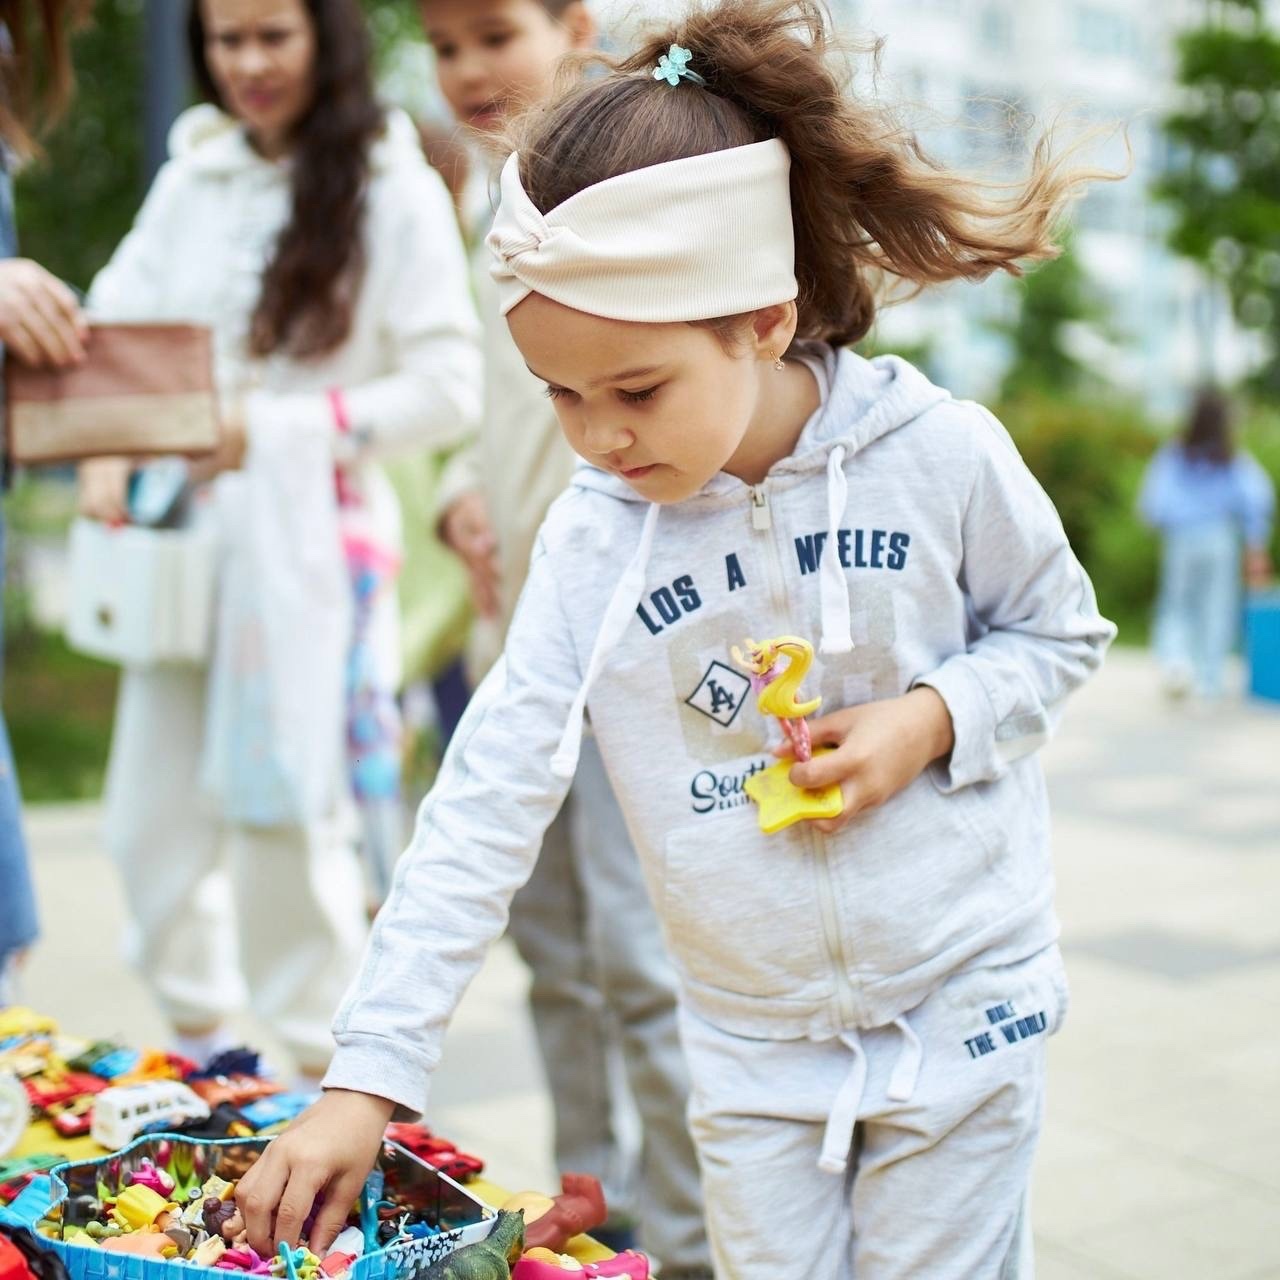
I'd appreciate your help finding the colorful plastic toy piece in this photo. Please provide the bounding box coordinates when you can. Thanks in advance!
[127,1158,176,1198]
[384,1123,484,1182]
[238,1091,314,1131]
[99,1232,176,1259]
[501,1175,607,1254]
[0,1010,57,1041]
[109,1184,176,1230]
[90,1080,210,1149]
[418,1210,524,1279]
[731,635,843,833]
[22,1072,107,1112]
[512,1251,649,1278]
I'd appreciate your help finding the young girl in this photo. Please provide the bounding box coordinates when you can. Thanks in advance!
[423,2,710,1273]
[1139,387,1274,700]
[239,1,1115,1272]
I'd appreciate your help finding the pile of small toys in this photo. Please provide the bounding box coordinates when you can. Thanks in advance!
[26,1136,493,1278]
[1,1009,651,1280]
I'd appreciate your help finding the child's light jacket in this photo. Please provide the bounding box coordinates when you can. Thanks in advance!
[326,347,1115,1115]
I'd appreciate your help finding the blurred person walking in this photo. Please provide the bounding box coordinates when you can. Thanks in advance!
[421,2,710,1274]
[0,0,91,1003]
[77,0,481,1077]
[1140,387,1275,700]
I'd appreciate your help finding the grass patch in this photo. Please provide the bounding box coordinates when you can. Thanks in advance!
[3,627,117,803]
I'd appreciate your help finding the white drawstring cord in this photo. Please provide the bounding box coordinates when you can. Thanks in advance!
[819,445,853,654]
[551,503,661,779]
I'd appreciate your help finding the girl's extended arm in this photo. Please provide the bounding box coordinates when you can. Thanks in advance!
[237,535,583,1254]
[911,409,1116,793]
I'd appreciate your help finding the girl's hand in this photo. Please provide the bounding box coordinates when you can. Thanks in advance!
[441,490,501,619]
[77,457,132,524]
[236,1089,395,1256]
[781,687,955,834]
[0,259,87,367]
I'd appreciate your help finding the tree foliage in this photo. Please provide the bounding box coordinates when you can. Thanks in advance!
[1156,0,1280,395]
[989,231,1104,402]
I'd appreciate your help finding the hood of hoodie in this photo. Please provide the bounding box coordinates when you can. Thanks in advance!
[166,102,424,177]
[570,345,952,508]
[547,344,954,778]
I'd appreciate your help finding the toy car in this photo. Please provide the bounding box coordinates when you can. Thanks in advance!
[237,1092,315,1132]
[90,1081,210,1150]
[49,1094,95,1139]
[188,1074,283,1109]
[0,1154,63,1206]
[22,1071,107,1113]
[0,1009,57,1041]
[384,1123,484,1182]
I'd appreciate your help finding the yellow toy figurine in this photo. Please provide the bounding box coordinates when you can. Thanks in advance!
[731,636,844,834]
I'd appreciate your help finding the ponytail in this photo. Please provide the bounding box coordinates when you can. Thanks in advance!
[516,0,1120,346]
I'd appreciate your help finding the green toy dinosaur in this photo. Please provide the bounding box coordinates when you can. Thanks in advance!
[418,1210,525,1280]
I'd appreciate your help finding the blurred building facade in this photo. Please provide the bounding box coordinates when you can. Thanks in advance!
[830,0,1251,415]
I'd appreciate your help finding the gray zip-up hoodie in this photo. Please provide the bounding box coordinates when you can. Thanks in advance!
[324,346,1115,1116]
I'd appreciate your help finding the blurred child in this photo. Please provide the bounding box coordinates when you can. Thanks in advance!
[1140,387,1275,699]
[417,2,711,1271]
[241,2,1115,1273]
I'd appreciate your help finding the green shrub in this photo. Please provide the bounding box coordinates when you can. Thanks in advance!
[995,394,1162,643]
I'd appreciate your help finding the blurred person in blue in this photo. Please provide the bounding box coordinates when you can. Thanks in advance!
[0,0,91,1003]
[1139,387,1275,700]
[75,0,481,1076]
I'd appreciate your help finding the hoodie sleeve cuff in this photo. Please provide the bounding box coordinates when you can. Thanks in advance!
[912,656,1001,794]
[321,1036,433,1122]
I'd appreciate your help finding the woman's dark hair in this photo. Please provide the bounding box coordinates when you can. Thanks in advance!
[515,0,1120,349]
[1183,387,1235,466]
[187,0,383,359]
[0,0,91,157]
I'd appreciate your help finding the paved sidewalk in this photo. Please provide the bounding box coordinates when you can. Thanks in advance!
[14,648,1280,1277]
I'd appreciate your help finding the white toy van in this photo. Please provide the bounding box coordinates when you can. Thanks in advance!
[90,1081,211,1151]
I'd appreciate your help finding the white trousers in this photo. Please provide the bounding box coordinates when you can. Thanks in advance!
[507,736,710,1274]
[102,666,369,1074]
[683,945,1069,1279]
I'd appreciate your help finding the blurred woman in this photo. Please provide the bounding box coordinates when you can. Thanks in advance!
[78,0,480,1074]
[1140,387,1275,700]
[0,0,91,1002]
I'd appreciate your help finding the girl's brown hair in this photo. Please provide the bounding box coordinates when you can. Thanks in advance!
[517,0,1119,348]
[1183,387,1235,466]
[0,0,91,158]
[187,0,383,360]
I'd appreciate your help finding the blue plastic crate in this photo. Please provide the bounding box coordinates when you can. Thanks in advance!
[1245,591,1280,703]
[0,1133,495,1280]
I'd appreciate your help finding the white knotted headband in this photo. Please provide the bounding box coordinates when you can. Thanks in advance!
[486,138,799,323]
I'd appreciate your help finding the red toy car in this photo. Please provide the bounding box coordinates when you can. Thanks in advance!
[22,1072,107,1113]
[384,1123,484,1182]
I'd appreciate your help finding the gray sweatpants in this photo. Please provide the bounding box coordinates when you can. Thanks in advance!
[683,945,1069,1279]
[507,735,710,1273]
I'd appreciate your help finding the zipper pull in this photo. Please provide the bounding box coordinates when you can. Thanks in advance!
[751,486,771,531]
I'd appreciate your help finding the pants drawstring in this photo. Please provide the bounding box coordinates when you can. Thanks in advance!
[817,1016,924,1174]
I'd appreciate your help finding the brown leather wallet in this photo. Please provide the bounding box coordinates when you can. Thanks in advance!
[4,322,220,465]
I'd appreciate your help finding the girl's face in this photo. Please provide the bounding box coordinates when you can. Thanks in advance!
[507,293,800,503]
[422,0,594,135]
[200,0,317,157]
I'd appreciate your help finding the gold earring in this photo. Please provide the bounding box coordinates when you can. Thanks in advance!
[770,351,785,371]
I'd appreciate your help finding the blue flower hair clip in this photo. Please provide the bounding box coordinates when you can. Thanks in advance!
[653,44,707,88]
